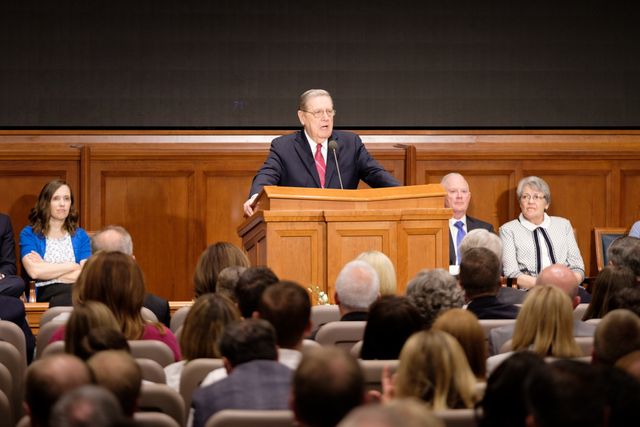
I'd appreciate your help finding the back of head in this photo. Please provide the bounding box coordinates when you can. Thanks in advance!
[584,265,637,320]
[90,225,133,255]
[335,260,380,312]
[193,242,250,297]
[87,350,142,417]
[219,318,278,367]
[180,293,241,360]
[75,327,130,361]
[293,347,364,427]
[234,266,279,318]
[512,285,580,358]
[337,398,444,427]
[25,354,92,427]
[405,269,463,328]
[459,229,503,260]
[356,251,397,296]
[65,301,121,358]
[258,280,311,349]
[459,247,501,298]
[535,264,579,301]
[594,309,640,366]
[432,308,487,379]
[50,384,125,427]
[610,286,640,316]
[216,265,247,303]
[360,295,423,360]
[395,330,477,410]
[607,236,640,276]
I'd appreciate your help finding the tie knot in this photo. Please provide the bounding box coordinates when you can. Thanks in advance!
[455,221,465,230]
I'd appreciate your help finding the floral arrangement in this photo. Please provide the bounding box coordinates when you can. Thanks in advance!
[307,285,330,305]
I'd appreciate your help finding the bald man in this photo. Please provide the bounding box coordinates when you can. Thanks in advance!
[488,263,596,355]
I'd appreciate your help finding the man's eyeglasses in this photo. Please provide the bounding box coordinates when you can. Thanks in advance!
[302,109,336,118]
[521,194,546,202]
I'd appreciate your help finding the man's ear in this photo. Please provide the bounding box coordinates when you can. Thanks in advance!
[223,357,233,374]
[334,292,340,305]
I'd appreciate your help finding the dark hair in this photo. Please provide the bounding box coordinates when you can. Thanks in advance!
[583,265,637,320]
[360,295,423,360]
[607,236,640,276]
[28,179,79,235]
[219,319,278,366]
[193,242,250,297]
[76,328,130,361]
[459,247,501,297]
[258,281,311,348]
[235,266,279,318]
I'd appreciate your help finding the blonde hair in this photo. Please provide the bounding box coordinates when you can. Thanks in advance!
[356,251,397,296]
[512,285,581,357]
[432,308,487,380]
[395,330,477,410]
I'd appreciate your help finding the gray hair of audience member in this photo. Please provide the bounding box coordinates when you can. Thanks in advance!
[459,229,503,260]
[516,176,551,205]
[216,265,247,303]
[356,250,397,296]
[594,309,640,366]
[91,225,133,255]
[405,268,464,328]
[50,384,125,427]
[298,89,332,111]
[607,236,640,276]
[440,172,467,187]
[219,318,278,367]
[337,397,444,427]
[335,260,380,311]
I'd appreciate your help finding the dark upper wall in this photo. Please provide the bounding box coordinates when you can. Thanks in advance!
[2,0,639,128]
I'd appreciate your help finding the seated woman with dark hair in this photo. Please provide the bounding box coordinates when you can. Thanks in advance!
[583,265,637,320]
[193,242,250,298]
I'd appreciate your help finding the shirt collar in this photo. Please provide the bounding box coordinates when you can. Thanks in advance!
[518,212,550,231]
[449,215,468,227]
[304,130,327,151]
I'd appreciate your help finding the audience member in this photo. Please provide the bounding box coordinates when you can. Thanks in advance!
[405,268,464,328]
[500,176,585,289]
[0,212,26,296]
[432,308,487,380]
[389,330,477,410]
[165,293,240,390]
[216,265,247,303]
[193,242,250,297]
[459,247,519,320]
[607,235,640,277]
[192,319,292,427]
[64,300,126,359]
[583,265,637,320]
[337,398,444,427]
[356,250,397,296]
[257,280,311,369]
[87,350,142,418]
[0,292,35,364]
[20,179,91,303]
[50,384,125,427]
[610,286,640,316]
[478,351,545,427]
[334,260,380,321]
[615,350,640,381]
[593,309,640,366]
[24,353,93,427]
[292,347,365,427]
[234,266,279,318]
[360,295,423,360]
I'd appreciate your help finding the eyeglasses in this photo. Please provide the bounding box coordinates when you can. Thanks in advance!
[302,109,336,118]
[521,194,546,202]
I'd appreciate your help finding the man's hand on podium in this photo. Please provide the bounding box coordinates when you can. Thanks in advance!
[243,193,259,217]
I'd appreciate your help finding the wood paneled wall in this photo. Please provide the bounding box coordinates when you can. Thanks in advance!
[1,130,639,300]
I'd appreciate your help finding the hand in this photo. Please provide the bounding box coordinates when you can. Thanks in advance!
[243,194,259,217]
[27,251,44,263]
[380,365,396,403]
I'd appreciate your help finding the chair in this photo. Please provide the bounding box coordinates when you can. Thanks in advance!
[309,304,340,335]
[39,306,73,327]
[586,318,601,325]
[301,339,321,354]
[434,409,478,427]
[350,340,363,357]
[170,306,191,333]
[141,307,159,322]
[0,341,25,424]
[138,382,185,427]
[35,320,66,359]
[478,319,516,338]
[205,409,295,427]
[15,416,28,427]
[134,411,181,427]
[179,358,224,422]
[315,321,366,351]
[129,340,175,367]
[137,358,168,383]
[573,303,589,321]
[40,340,65,357]
[594,227,627,272]
[358,359,399,392]
[0,320,27,367]
[575,336,594,356]
[0,390,11,427]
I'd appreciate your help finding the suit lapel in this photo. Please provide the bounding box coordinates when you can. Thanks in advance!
[293,131,321,187]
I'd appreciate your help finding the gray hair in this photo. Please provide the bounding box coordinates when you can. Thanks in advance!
[405,268,464,328]
[440,172,467,189]
[335,260,380,311]
[50,384,124,427]
[517,176,551,205]
[91,225,133,255]
[607,236,640,276]
[459,229,502,259]
[298,89,332,111]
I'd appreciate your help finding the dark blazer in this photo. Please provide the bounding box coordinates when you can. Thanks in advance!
[448,215,495,265]
[249,130,400,197]
[466,295,520,320]
[0,214,25,298]
[0,295,35,364]
[191,360,292,427]
[143,293,171,327]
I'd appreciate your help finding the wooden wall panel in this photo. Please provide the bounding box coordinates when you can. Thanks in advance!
[620,166,640,230]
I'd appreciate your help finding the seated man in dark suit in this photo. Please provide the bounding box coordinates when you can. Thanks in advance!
[0,213,26,297]
[243,89,400,216]
[440,173,494,273]
[191,319,293,427]
[460,247,519,320]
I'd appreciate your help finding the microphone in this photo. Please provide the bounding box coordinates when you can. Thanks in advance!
[328,139,344,190]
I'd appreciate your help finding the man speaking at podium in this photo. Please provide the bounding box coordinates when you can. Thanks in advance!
[243,89,400,216]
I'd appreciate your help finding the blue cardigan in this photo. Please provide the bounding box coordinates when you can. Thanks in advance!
[19,225,92,263]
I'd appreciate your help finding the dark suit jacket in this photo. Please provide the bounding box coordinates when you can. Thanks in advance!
[191,359,292,427]
[0,295,35,363]
[249,129,400,197]
[448,215,495,265]
[466,295,520,320]
[143,293,171,327]
[0,214,17,276]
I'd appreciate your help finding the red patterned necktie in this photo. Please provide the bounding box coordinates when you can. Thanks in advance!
[314,143,326,188]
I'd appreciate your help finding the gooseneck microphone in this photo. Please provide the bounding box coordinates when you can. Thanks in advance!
[328,139,344,190]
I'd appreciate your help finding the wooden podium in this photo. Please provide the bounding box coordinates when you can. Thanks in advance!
[237,184,451,300]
